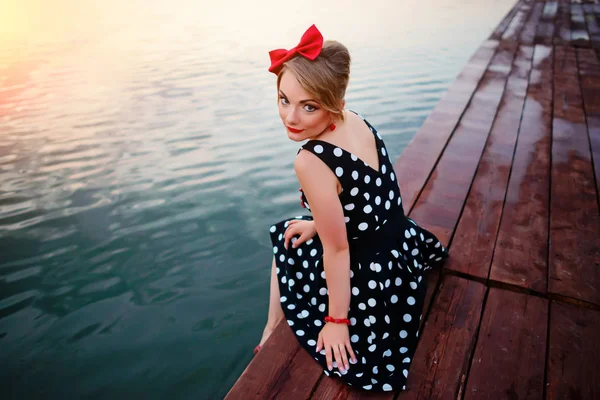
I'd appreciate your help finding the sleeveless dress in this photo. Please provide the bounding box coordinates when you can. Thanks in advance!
[268,112,448,392]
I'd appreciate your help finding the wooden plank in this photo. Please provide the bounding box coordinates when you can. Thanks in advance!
[577,47,600,209]
[446,45,534,279]
[401,275,487,400]
[546,301,600,400]
[570,3,591,47]
[394,40,500,214]
[536,1,558,45]
[502,2,533,43]
[409,40,519,245]
[490,44,553,293]
[520,2,545,46]
[554,3,572,46]
[490,0,525,41]
[464,289,548,400]
[548,45,600,306]
[225,319,302,400]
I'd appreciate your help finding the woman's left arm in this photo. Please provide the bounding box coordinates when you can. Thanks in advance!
[294,151,357,372]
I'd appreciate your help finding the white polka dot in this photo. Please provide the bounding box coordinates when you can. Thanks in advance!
[363,385,372,390]
[400,330,407,338]
[270,225,276,233]
[403,314,412,322]
[314,145,323,154]
[364,318,371,327]
[397,197,402,205]
[364,175,371,184]
[385,315,390,323]
[333,148,343,157]
[403,357,411,363]
[351,334,359,343]
[296,272,302,279]
[375,196,381,205]
[391,249,399,257]
[281,276,287,284]
[352,170,359,180]
[308,339,316,346]
[303,284,310,292]
[311,297,317,305]
[389,190,395,200]
[410,228,416,236]
[363,205,372,213]
[273,246,278,254]
[307,239,313,245]
[288,279,295,287]
[344,203,355,211]
[390,172,395,181]
[358,222,369,231]
[373,366,378,374]
[319,288,327,296]
[364,193,370,201]
[383,384,393,391]
[321,271,326,279]
[382,148,387,156]
[318,303,326,312]
[350,154,358,161]
[287,304,296,310]
[352,287,360,296]
[386,365,395,372]
[359,302,366,310]
[410,281,418,289]
[344,216,350,223]
[407,296,415,305]
[391,295,398,303]
[280,296,287,302]
[400,347,408,353]
[368,280,377,289]
[288,320,294,326]
[385,200,391,210]
[296,330,305,336]
[382,165,387,174]
[403,369,408,378]
[368,344,376,352]
[279,254,285,262]
[335,167,344,177]
[412,248,419,256]
[314,319,322,326]
[376,178,382,186]
[368,298,376,307]
[350,187,359,196]
[310,249,317,257]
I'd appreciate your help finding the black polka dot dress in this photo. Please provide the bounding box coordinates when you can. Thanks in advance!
[269,112,448,392]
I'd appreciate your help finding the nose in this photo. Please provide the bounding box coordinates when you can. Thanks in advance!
[286,107,300,126]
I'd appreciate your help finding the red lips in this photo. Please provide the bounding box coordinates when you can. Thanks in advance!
[286,126,304,133]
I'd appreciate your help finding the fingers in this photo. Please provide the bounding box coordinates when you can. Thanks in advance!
[345,342,358,364]
[338,344,350,372]
[332,345,346,373]
[284,225,299,250]
[326,344,333,371]
[316,332,323,352]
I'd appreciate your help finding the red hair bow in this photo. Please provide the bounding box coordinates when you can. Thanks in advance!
[268,24,324,75]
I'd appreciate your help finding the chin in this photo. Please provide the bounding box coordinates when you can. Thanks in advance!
[287,131,311,142]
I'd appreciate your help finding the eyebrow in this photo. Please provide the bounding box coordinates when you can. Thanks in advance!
[279,90,318,104]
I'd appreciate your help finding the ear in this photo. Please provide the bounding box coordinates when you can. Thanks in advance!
[340,99,346,109]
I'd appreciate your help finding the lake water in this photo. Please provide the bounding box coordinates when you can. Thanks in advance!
[0,0,517,398]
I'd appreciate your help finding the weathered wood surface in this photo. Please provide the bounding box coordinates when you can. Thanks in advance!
[464,288,548,400]
[227,1,600,398]
[546,301,600,400]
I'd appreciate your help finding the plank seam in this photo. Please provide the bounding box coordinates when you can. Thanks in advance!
[542,299,552,400]
[456,286,491,400]
[575,48,600,213]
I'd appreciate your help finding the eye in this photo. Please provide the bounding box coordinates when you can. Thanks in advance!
[304,104,318,112]
[279,96,289,105]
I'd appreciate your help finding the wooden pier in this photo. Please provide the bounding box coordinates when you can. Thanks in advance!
[227,0,600,398]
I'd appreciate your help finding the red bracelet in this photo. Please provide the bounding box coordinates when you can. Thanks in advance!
[324,316,351,325]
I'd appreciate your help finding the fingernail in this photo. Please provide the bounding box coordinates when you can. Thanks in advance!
[328,366,332,371]
[345,364,349,370]
[339,368,345,373]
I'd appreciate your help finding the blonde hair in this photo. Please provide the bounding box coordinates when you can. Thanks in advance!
[277,40,351,122]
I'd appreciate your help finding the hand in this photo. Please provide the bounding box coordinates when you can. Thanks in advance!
[284,219,317,250]
[316,322,357,373]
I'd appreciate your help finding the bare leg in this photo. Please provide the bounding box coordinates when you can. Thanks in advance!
[258,257,284,347]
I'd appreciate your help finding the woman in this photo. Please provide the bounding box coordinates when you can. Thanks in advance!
[256,24,448,392]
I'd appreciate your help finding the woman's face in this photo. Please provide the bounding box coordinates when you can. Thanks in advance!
[277,70,331,142]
